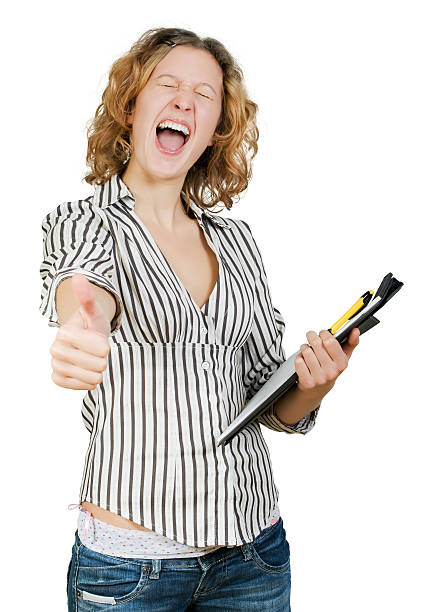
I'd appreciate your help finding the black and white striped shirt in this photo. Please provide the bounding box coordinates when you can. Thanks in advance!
[39,172,319,547]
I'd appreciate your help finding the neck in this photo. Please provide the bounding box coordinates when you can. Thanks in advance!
[121,162,190,231]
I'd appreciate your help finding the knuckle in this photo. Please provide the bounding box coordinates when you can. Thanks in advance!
[49,343,61,358]
[57,327,69,342]
[51,371,63,388]
[51,358,65,375]
[91,373,103,386]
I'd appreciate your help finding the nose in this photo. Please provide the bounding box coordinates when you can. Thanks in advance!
[173,98,191,112]
[171,85,193,112]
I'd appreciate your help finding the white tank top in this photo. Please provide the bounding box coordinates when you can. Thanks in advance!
[70,502,281,559]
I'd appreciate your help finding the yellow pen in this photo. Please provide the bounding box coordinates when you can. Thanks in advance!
[328,290,374,335]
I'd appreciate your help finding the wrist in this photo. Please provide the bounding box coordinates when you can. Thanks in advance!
[296,380,333,403]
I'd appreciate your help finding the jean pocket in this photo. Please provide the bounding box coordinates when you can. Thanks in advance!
[249,517,291,574]
[76,543,150,605]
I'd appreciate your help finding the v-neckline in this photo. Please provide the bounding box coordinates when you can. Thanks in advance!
[129,209,221,314]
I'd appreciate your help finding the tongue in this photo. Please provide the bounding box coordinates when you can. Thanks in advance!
[157,127,185,151]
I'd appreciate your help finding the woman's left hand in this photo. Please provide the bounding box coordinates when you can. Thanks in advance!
[295,327,360,398]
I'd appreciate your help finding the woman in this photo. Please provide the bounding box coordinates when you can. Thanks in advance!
[39,27,359,611]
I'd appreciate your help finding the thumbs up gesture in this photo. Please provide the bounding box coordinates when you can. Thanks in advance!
[49,273,112,390]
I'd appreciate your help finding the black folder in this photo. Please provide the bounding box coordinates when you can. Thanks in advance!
[216,272,403,447]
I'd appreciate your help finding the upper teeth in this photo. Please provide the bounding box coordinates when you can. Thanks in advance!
[157,121,190,136]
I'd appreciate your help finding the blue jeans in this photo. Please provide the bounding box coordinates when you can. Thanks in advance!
[67,516,291,611]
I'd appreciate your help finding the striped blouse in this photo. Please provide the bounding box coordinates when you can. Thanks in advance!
[39,172,319,548]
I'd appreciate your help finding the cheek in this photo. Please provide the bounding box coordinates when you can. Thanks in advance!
[197,107,221,139]
[132,91,169,131]
[131,118,149,147]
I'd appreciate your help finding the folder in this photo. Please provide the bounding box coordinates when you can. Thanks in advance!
[216,272,403,447]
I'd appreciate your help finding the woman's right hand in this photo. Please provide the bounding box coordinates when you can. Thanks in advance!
[49,274,111,390]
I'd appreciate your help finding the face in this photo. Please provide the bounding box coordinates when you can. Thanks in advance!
[127,45,223,181]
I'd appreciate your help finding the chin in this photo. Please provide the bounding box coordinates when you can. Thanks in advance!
[145,161,189,181]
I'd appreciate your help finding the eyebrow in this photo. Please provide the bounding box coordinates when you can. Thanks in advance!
[154,73,218,96]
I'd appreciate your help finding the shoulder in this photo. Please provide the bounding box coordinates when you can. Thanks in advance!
[40,196,102,232]
[219,217,258,250]
[215,216,253,237]
[217,218,262,272]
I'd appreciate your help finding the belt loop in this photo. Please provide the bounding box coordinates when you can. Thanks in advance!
[146,559,161,579]
[240,543,253,561]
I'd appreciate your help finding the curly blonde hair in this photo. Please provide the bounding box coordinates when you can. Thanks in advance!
[84,27,259,213]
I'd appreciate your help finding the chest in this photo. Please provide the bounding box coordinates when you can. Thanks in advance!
[109,206,256,345]
[134,213,219,311]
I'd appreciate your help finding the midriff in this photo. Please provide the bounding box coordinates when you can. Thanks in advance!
[81,501,156,532]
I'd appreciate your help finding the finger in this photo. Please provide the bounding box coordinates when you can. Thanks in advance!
[305,330,335,375]
[50,341,108,373]
[318,330,348,372]
[57,325,110,358]
[295,353,313,390]
[341,327,360,360]
[51,370,99,391]
[51,358,104,387]
[300,342,323,380]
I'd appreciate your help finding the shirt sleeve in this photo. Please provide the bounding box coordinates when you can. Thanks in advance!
[39,200,123,336]
[239,220,320,435]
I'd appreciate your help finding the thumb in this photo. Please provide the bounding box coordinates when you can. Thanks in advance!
[341,327,360,360]
[71,273,98,329]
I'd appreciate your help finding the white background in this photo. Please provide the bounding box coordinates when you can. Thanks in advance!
[1,1,426,610]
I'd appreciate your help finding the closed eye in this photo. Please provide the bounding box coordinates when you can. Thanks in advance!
[161,85,211,99]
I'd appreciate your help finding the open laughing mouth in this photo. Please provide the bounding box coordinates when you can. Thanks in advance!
[155,122,191,156]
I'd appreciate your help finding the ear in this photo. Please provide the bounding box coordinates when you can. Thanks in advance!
[126,110,134,126]
[207,131,217,147]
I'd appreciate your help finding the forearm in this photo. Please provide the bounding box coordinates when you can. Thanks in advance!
[56,277,116,327]
[273,384,324,426]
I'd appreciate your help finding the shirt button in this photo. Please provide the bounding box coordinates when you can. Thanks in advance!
[202,361,210,369]
[201,327,207,334]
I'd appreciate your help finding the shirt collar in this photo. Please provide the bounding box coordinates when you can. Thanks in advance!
[92,173,229,228]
